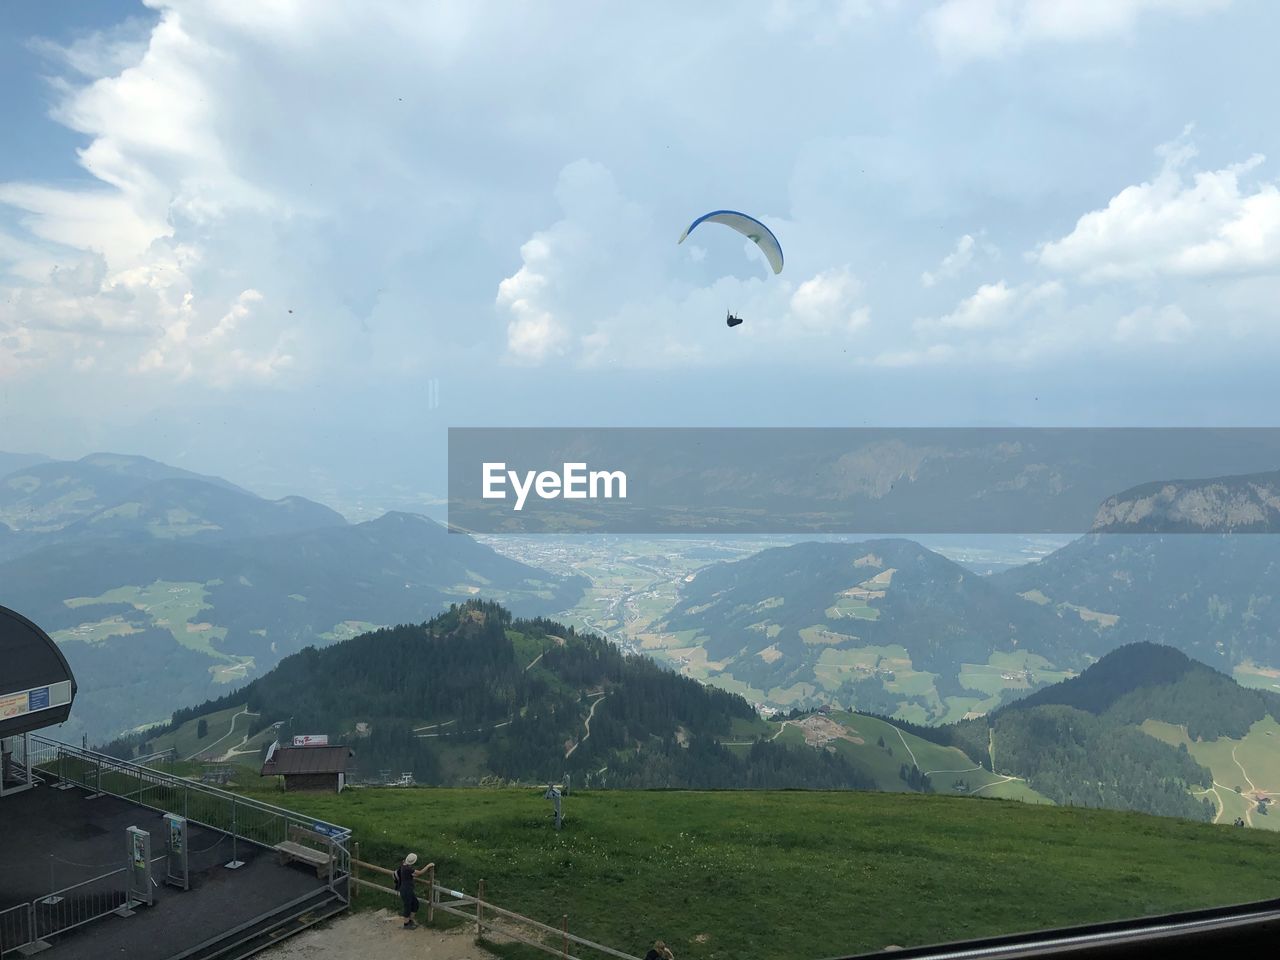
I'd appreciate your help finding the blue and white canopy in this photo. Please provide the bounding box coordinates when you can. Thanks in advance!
[678,210,784,275]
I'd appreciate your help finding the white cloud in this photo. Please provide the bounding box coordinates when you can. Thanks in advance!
[1114,303,1194,343]
[1037,131,1280,282]
[788,267,870,334]
[920,233,1000,287]
[893,278,1067,364]
[924,0,1230,61]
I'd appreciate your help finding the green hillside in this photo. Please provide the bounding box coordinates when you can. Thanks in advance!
[232,783,1280,960]
[657,539,1095,719]
[107,601,881,792]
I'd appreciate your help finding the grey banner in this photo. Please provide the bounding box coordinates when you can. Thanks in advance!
[448,428,1280,534]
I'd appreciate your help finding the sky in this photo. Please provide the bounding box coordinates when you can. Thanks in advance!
[2,0,1279,512]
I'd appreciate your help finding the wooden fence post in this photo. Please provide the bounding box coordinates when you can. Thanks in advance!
[476,879,485,940]
[352,841,360,900]
[426,864,435,925]
[562,914,569,958]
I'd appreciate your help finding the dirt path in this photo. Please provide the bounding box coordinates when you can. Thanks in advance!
[565,695,606,758]
[968,773,1024,796]
[1194,786,1226,823]
[187,708,258,761]
[1231,746,1258,793]
[1208,783,1249,829]
[260,910,494,960]
[892,725,919,770]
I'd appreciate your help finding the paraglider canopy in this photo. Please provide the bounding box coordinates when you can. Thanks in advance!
[678,210,783,275]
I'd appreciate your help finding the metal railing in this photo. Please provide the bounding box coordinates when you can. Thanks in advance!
[29,736,352,892]
[0,903,31,957]
[0,868,129,956]
[33,868,130,942]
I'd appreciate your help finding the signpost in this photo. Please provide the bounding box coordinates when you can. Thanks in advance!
[164,813,189,890]
[125,826,153,909]
[544,785,563,831]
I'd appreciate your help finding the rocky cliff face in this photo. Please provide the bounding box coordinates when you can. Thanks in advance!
[1091,471,1280,533]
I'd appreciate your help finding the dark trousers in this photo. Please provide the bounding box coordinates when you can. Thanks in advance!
[401,891,419,918]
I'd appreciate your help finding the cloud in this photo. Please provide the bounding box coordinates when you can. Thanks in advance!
[1114,303,1194,343]
[920,232,1000,287]
[923,0,1231,61]
[892,278,1067,364]
[1036,130,1280,282]
[788,267,871,334]
[496,161,874,368]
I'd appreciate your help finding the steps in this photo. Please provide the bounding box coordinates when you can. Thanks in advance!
[167,886,349,960]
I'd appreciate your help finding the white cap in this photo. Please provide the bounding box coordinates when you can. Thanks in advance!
[405,853,418,865]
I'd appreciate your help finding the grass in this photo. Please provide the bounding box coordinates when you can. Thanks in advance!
[228,783,1280,960]
[141,704,255,761]
[1141,717,1280,829]
[61,580,231,659]
[1233,661,1280,694]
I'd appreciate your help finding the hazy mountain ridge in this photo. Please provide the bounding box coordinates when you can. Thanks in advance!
[0,450,586,743]
[0,453,344,559]
[1092,469,1280,533]
[995,533,1280,670]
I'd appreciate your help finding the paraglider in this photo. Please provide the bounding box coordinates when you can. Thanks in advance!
[678,210,783,328]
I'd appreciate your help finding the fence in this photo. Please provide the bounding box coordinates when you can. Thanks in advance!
[29,735,351,893]
[0,904,30,957]
[349,847,640,960]
[0,868,129,956]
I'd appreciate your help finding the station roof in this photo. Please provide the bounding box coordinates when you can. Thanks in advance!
[261,745,352,777]
[1,604,77,738]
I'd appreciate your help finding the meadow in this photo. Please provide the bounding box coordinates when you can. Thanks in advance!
[233,784,1280,960]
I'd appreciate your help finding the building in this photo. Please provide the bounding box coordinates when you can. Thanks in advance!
[261,743,354,793]
[1,604,77,796]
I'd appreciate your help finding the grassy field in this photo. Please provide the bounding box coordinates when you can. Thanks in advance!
[1233,661,1280,694]
[1141,717,1280,829]
[61,580,232,660]
[140,703,258,762]
[229,783,1280,960]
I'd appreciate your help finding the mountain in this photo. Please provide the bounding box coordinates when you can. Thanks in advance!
[658,539,1098,719]
[891,643,1280,823]
[0,452,260,539]
[5,512,585,743]
[109,601,879,791]
[995,642,1280,739]
[1091,470,1280,533]
[0,450,52,478]
[55,478,346,544]
[994,532,1280,672]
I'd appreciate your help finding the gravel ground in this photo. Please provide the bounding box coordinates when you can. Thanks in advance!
[260,909,496,960]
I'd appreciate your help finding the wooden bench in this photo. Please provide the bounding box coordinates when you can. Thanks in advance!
[274,825,334,879]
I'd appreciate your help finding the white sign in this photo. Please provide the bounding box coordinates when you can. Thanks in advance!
[292,735,329,747]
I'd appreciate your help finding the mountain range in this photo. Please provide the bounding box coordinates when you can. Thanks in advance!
[0,452,585,742]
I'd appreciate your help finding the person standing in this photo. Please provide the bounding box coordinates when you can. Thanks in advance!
[396,852,430,928]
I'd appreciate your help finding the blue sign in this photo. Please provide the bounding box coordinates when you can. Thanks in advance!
[28,687,50,711]
[312,822,342,838]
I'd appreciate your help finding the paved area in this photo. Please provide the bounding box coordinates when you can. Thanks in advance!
[1,781,331,959]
